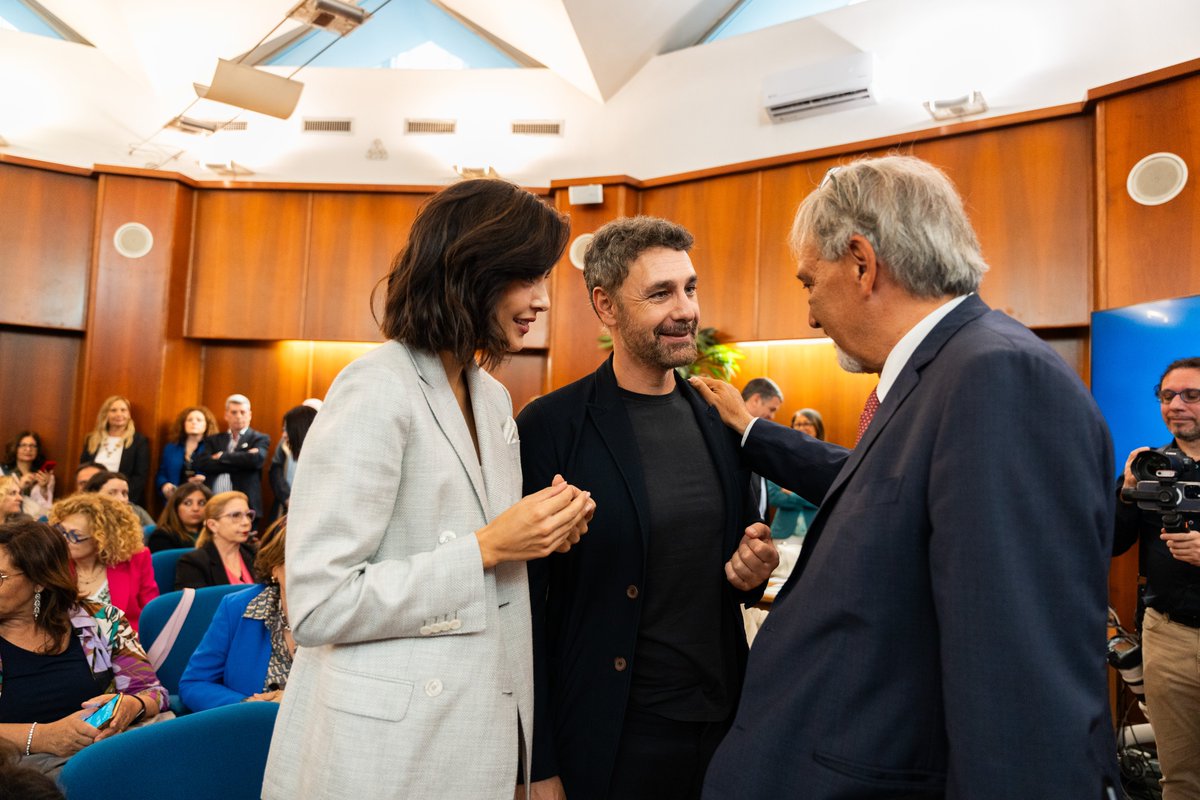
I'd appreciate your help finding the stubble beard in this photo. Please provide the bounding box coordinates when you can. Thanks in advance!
[616,314,699,372]
[834,344,870,374]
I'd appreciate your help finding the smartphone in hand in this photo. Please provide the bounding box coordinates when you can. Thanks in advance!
[83,695,122,730]
[39,460,56,473]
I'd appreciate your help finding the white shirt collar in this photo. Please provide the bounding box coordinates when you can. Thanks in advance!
[876,294,971,402]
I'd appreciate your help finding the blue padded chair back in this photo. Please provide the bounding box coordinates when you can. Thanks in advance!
[143,523,156,544]
[59,701,279,800]
[138,584,249,695]
[150,547,191,595]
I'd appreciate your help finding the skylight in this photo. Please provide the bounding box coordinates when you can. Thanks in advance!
[703,0,857,43]
[0,0,89,44]
[265,0,522,70]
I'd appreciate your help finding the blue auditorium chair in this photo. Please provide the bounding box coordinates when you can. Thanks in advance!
[150,547,191,595]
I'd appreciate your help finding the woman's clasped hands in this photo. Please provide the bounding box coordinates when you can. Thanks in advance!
[477,475,595,568]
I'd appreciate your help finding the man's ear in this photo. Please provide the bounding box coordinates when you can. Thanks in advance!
[846,234,880,297]
[593,286,618,327]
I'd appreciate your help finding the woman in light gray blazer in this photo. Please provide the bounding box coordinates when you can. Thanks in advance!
[264,180,594,800]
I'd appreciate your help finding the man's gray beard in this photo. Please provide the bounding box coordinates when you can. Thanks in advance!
[835,345,869,374]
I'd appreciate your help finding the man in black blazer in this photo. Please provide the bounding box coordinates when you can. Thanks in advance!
[693,156,1119,799]
[193,393,270,524]
[517,216,778,800]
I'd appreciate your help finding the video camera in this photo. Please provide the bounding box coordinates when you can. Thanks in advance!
[1121,447,1200,533]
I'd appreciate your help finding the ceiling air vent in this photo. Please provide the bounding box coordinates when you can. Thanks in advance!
[512,120,563,136]
[303,118,354,134]
[406,119,456,134]
[222,121,248,131]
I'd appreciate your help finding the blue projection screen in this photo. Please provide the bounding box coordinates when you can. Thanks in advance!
[1091,294,1200,476]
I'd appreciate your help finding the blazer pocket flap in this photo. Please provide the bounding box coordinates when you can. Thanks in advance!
[813,750,945,792]
[321,667,414,721]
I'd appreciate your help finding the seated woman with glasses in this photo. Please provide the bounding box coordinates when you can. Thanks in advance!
[0,432,54,520]
[149,483,211,554]
[180,517,294,711]
[48,495,157,632]
[174,491,258,590]
[0,519,167,777]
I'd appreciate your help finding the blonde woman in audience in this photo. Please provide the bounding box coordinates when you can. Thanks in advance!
[174,491,257,590]
[2,477,26,524]
[79,396,151,507]
[149,483,210,553]
[1,432,54,519]
[155,405,217,502]
[0,519,167,777]
[179,517,294,711]
[48,494,157,631]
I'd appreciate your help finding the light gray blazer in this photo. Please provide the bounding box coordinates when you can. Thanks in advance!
[262,341,533,800]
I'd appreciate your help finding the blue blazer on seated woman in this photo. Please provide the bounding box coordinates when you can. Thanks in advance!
[178,584,273,711]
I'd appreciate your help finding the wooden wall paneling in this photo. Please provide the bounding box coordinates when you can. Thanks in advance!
[761,341,876,449]
[491,353,549,416]
[304,192,427,341]
[913,119,1093,327]
[1036,327,1089,382]
[639,173,761,342]
[188,191,311,339]
[0,163,96,329]
[309,341,380,402]
[0,327,82,496]
[77,176,192,506]
[1099,73,1200,309]
[547,184,640,390]
[757,155,873,341]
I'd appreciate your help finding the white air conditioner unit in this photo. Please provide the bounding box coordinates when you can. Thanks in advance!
[763,52,878,123]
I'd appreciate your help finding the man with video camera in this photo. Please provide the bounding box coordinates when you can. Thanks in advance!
[1115,356,1200,800]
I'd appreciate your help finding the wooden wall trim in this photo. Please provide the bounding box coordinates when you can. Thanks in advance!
[93,163,199,186]
[1093,101,1108,311]
[548,175,645,189]
[633,103,1087,188]
[0,153,92,176]
[184,180,550,195]
[1087,57,1200,102]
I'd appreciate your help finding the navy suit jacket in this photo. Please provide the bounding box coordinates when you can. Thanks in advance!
[703,296,1119,799]
[193,428,270,521]
[518,357,763,799]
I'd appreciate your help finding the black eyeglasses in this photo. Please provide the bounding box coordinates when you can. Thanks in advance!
[1157,388,1200,405]
[52,523,92,544]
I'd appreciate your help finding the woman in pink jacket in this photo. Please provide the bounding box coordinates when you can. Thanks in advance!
[49,494,157,630]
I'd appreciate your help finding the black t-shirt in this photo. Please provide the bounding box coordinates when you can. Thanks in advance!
[620,386,735,722]
[0,631,113,724]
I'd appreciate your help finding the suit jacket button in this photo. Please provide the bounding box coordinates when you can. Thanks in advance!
[449,619,462,631]
[438,531,457,545]
[625,585,638,599]
[425,679,443,697]
[613,657,627,672]
[419,625,433,636]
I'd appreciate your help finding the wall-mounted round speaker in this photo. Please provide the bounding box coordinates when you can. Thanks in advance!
[568,233,594,270]
[113,222,154,258]
[1127,152,1188,206]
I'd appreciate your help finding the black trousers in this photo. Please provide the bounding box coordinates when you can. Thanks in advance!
[605,705,732,800]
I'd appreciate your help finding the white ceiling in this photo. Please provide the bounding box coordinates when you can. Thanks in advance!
[1,0,1198,186]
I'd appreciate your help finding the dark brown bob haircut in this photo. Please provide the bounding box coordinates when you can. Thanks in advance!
[0,519,79,653]
[379,179,569,370]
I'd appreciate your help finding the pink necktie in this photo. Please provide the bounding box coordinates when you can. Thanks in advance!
[855,389,880,446]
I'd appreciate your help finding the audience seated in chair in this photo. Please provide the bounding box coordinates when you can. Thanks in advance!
[82,470,155,527]
[1,431,55,520]
[174,491,257,590]
[149,483,210,554]
[180,517,294,711]
[49,494,158,631]
[0,520,167,778]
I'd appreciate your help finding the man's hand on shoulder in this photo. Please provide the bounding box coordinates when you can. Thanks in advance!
[725,522,779,591]
[687,376,754,436]
[521,776,566,800]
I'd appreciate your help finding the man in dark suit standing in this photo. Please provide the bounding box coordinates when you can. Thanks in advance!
[692,156,1119,799]
[194,393,270,524]
[517,216,778,800]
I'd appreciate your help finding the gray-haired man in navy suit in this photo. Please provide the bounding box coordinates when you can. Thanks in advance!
[692,155,1119,800]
